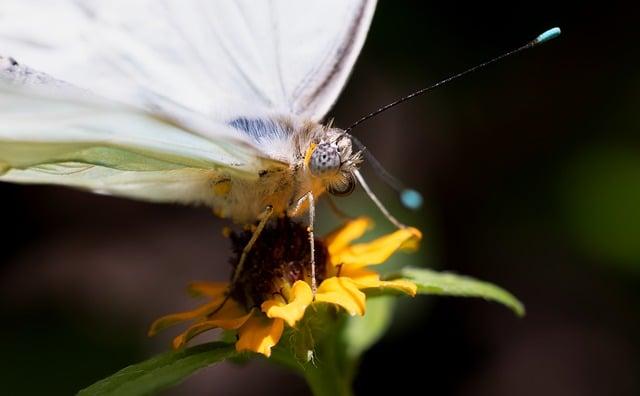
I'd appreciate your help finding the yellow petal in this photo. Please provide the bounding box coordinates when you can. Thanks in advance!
[262,280,313,327]
[172,307,253,349]
[315,277,366,316]
[341,267,417,296]
[148,298,225,336]
[188,282,228,298]
[339,266,379,282]
[332,227,422,269]
[236,315,284,357]
[377,279,418,296]
[325,217,373,256]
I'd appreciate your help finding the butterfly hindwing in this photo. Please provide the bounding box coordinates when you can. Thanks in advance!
[0,57,278,205]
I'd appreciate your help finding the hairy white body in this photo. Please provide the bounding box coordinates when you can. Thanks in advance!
[207,118,353,223]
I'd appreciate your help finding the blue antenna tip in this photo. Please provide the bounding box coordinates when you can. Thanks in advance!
[401,189,423,210]
[535,27,561,44]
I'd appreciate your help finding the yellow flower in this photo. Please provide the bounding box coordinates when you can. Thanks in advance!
[148,217,421,357]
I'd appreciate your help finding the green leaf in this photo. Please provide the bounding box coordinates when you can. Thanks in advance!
[342,296,394,359]
[393,267,525,316]
[77,342,237,396]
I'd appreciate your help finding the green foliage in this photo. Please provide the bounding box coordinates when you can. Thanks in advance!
[77,342,236,396]
[559,146,640,270]
[393,267,525,316]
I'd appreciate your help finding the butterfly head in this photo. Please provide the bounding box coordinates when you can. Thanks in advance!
[304,131,361,197]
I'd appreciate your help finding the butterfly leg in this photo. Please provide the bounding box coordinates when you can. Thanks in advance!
[209,205,274,317]
[231,205,274,285]
[289,191,317,296]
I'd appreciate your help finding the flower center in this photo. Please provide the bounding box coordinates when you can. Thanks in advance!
[228,217,328,309]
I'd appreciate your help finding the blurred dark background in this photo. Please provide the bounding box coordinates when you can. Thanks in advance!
[1,2,638,395]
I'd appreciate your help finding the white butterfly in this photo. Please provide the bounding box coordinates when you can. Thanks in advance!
[0,0,410,289]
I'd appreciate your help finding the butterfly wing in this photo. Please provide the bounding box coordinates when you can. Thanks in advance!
[0,59,274,205]
[0,0,375,206]
[268,0,377,119]
[0,0,375,121]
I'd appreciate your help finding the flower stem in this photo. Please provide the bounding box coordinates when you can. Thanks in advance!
[303,343,353,396]
[304,366,353,396]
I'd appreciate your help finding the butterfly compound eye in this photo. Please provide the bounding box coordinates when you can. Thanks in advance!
[309,143,341,177]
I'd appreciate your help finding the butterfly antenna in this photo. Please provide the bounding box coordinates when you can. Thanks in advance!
[349,133,423,210]
[344,27,561,133]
